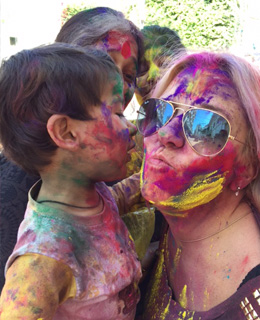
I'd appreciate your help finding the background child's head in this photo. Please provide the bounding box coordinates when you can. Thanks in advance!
[0,43,121,175]
[55,7,145,107]
[136,25,186,104]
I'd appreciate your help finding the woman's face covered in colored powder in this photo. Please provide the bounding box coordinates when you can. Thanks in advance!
[141,66,249,215]
[96,31,138,108]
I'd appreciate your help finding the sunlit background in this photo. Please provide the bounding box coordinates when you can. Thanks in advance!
[0,0,144,61]
[1,0,260,62]
[0,0,260,118]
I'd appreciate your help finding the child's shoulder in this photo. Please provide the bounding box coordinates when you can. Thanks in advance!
[95,181,115,203]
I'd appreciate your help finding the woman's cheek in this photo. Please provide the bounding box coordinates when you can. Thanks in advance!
[141,144,238,211]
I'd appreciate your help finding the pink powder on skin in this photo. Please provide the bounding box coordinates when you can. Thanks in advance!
[121,41,132,59]
[100,31,134,59]
[241,255,249,273]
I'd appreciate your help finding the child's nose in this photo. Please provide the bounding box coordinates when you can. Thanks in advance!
[158,114,185,148]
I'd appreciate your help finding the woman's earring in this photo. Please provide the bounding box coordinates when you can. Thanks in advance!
[235,186,241,196]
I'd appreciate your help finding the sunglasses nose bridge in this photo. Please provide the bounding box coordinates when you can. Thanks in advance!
[172,107,185,118]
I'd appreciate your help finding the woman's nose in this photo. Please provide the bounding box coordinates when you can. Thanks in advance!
[158,114,185,148]
[126,119,137,137]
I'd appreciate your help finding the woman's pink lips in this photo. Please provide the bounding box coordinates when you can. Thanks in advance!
[145,156,173,173]
[148,153,172,167]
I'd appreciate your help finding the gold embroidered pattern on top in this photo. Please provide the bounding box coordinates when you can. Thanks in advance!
[240,289,260,320]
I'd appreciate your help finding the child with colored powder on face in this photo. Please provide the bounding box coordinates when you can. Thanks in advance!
[0,44,142,319]
[0,10,147,292]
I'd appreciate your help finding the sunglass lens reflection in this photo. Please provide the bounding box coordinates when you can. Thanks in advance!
[137,99,173,137]
[183,109,230,156]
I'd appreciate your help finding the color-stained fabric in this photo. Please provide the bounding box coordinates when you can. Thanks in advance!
[111,173,156,261]
[0,180,142,319]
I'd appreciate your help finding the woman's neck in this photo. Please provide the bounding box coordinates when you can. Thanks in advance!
[164,194,260,311]
[163,191,247,244]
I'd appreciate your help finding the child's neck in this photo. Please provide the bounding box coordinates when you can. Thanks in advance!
[37,174,103,217]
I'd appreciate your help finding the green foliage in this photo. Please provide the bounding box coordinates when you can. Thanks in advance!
[61,0,241,50]
[61,3,92,24]
[144,0,241,50]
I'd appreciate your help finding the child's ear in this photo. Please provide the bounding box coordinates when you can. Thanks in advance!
[47,114,79,150]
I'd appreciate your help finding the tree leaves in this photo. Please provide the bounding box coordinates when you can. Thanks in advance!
[144,0,241,50]
[61,0,241,50]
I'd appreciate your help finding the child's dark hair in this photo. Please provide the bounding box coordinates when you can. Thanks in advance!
[55,7,144,76]
[0,43,120,175]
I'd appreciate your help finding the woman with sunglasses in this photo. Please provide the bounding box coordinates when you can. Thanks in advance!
[137,52,260,319]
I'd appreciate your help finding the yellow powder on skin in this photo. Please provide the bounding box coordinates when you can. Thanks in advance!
[203,288,210,311]
[185,69,211,99]
[157,171,227,211]
[186,82,194,94]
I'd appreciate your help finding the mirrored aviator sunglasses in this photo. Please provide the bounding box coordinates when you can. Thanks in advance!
[136,98,245,157]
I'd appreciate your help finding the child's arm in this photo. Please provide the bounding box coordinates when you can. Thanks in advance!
[0,253,76,319]
[109,172,142,215]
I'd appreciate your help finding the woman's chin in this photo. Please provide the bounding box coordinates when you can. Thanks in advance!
[141,178,223,213]
[141,183,171,205]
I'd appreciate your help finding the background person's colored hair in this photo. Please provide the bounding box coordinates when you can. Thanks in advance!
[0,44,120,175]
[152,51,260,209]
[55,7,145,76]
[142,25,186,70]
[136,25,186,100]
